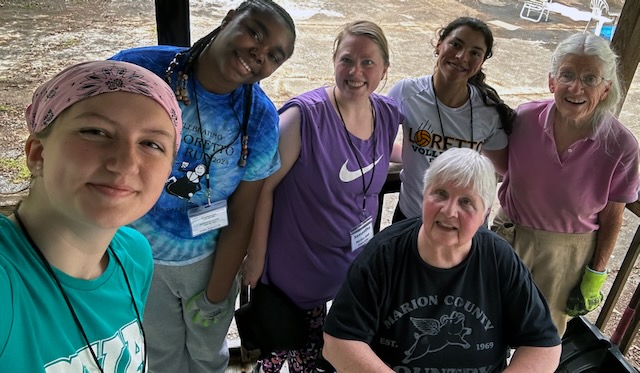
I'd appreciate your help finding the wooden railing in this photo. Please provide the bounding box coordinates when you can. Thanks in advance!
[597,200,640,353]
[0,192,24,216]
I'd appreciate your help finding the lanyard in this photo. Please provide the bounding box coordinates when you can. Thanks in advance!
[13,210,146,373]
[333,86,377,215]
[192,81,253,204]
[431,75,474,146]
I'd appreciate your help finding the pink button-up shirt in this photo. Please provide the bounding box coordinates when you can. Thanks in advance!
[499,99,639,233]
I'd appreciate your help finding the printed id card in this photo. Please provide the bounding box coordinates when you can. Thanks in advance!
[349,215,374,252]
[188,200,228,237]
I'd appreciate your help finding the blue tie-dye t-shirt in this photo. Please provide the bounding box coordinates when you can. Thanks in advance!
[111,46,280,265]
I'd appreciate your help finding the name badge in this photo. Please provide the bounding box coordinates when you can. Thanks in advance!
[188,200,228,237]
[350,216,374,252]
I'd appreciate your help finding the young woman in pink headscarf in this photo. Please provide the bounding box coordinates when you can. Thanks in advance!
[0,60,182,372]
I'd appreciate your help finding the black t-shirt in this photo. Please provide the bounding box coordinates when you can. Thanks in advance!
[324,218,560,372]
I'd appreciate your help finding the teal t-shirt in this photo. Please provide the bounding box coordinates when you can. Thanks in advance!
[110,46,281,265]
[0,216,153,372]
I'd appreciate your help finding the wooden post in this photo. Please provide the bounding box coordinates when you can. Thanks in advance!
[610,0,640,115]
[155,0,191,47]
[596,216,640,330]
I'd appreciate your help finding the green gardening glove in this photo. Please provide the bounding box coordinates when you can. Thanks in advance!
[565,266,607,317]
[186,290,229,327]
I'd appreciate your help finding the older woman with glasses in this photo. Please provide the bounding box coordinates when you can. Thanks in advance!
[492,32,639,336]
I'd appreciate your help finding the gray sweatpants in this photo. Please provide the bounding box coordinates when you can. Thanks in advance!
[143,254,239,373]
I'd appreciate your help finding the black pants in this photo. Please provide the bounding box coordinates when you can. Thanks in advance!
[392,204,408,224]
[315,356,335,373]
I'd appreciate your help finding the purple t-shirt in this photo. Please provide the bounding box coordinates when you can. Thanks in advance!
[499,99,639,233]
[263,87,403,309]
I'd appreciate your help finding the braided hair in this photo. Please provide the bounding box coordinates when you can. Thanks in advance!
[163,0,295,166]
[436,17,515,134]
[164,0,296,104]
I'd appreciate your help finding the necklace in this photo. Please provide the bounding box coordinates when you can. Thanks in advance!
[332,86,377,215]
[191,82,253,203]
[431,75,474,146]
[13,210,146,373]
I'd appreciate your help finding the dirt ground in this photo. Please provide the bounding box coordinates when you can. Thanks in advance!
[1,0,639,369]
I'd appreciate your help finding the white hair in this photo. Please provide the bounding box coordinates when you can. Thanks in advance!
[423,148,497,213]
[550,32,622,149]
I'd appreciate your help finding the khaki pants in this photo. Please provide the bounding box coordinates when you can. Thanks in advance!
[492,209,596,336]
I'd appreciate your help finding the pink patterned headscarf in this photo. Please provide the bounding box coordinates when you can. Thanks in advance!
[26,60,182,150]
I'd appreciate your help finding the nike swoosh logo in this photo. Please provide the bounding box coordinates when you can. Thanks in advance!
[339,156,384,183]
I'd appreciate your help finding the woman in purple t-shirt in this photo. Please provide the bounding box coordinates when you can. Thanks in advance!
[243,20,403,373]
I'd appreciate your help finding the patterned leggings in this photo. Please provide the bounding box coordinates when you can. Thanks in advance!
[259,304,327,373]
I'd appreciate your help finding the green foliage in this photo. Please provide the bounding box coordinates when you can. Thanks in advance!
[0,157,30,184]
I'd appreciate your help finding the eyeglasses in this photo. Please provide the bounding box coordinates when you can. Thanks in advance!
[555,71,606,88]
